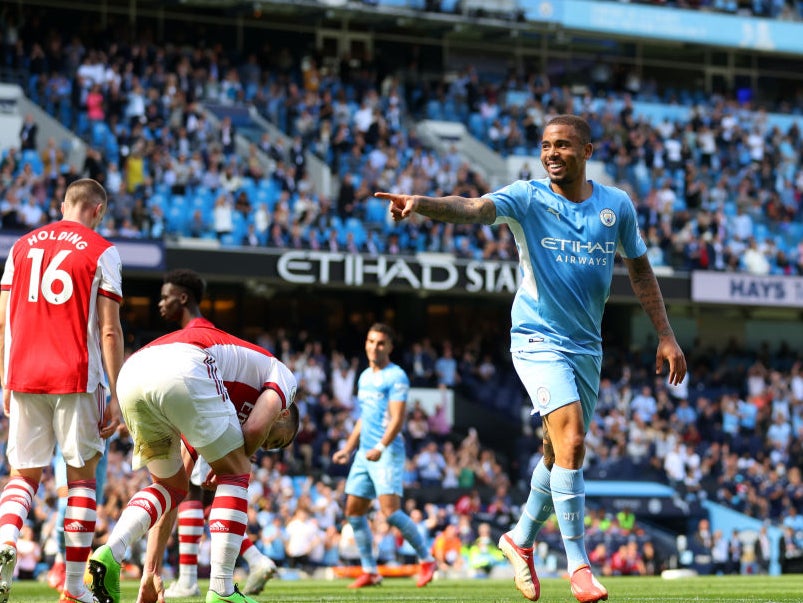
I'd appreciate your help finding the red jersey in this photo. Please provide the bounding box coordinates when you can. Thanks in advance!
[1,221,122,394]
[143,324,297,419]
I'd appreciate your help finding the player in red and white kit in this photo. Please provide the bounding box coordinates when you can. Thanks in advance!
[0,178,125,603]
[157,269,278,599]
[87,323,299,603]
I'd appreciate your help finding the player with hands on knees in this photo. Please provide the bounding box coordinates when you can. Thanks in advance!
[87,322,299,603]
[156,269,279,599]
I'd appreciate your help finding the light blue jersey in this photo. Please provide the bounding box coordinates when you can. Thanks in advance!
[489,178,647,356]
[356,362,409,455]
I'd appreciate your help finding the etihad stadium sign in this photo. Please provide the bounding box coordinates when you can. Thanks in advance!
[275,250,521,294]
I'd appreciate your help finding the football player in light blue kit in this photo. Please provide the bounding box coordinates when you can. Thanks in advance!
[378,114,686,603]
[332,323,436,589]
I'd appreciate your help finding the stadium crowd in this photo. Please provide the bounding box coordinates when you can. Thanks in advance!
[0,6,801,277]
[0,4,802,586]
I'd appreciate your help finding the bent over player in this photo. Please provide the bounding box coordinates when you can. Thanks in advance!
[87,323,299,603]
[157,269,277,598]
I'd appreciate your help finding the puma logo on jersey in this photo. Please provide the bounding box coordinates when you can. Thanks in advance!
[546,207,561,220]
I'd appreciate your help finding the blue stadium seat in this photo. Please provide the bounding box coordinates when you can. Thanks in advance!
[254,188,278,212]
[219,233,238,247]
[170,194,188,210]
[341,217,366,247]
[443,99,459,122]
[75,113,89,137]
[148,194,167,210]
[91,121,109,148]
[364,197,388,226]
[468,113,486,139]
[166,205,189,235]
[58,102,73,129]
[426,99,444,120]
[232,212,249,242]
[191,194,214,213]
[21,150,43,175]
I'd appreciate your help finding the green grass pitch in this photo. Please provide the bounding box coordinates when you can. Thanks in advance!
[8,575,803,602]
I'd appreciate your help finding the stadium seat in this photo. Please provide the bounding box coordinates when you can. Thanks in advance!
[91,121,109,148]
[170,194,188,210]
[426,99,444,120]
[364,198,388,226]
[21,150,43,175]
[166,205,189,235]
[219,233,238,247]
[231,212,249,242]
[468,113,486,139]
[342,217,366,247]
[148,194,167,211]
[191,194,214,214]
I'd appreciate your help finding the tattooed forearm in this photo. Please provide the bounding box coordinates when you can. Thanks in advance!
[626,256,674,338]
[415,196,496,225]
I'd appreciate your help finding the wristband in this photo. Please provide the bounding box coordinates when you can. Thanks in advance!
[374,442,386,452]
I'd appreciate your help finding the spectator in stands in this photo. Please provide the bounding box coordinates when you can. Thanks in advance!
[467,522,504,576]
[15,524,42,581]
[415,440,446,488]
[405,405,430,456]
[405,342,436,387]
[284,507,322,573]
[631,385,658,423]
[19,114,38,151]
[434,342,459,388]
[212,193,234,241]
[431,523,464,575]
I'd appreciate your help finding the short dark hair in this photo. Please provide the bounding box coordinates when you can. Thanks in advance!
[368,322,395,344]
[545,114,592,145]
[163,269,205,304]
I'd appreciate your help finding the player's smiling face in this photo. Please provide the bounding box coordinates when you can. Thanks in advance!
[540,124,592,187]
[365,329,392,369]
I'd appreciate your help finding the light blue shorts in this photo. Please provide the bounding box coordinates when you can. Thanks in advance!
[345,448,404,499]
[512,349,601,431]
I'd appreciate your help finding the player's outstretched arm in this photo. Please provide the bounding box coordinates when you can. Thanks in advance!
[623,254,687,385]
[376,192,496,225]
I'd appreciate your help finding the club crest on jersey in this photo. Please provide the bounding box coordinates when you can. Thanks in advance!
[599,209,616,227]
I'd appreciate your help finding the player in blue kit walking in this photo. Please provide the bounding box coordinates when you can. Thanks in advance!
[377,114,686,603]
[332,323,436,589]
